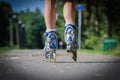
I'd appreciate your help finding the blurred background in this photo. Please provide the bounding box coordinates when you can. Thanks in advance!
[0,0,120,54]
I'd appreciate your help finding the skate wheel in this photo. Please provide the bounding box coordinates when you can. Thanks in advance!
[72,51,77,62]
[68,52,73,58]
[68,51,77,62]
[53,52,56,63]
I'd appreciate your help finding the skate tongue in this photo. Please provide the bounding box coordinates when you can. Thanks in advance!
[45,31,56,37]
[46,29,56,32]
[65,22,75,26]
[64,24,76,30]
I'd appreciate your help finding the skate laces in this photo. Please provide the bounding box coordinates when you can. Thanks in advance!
[64,24,76,44]
[44,31,57,51]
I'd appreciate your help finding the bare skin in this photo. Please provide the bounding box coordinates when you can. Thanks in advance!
[44,0,56,29]
[44,0,75,29]
[63,0,75,24]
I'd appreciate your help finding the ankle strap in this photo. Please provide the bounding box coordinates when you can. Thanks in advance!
[64,24,76,30]
[45,31,56,37]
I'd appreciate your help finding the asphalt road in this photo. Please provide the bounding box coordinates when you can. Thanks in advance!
[0,50,120,80]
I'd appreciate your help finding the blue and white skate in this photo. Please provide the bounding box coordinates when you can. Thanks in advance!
[64,24,78,61]
[44,31,57,62]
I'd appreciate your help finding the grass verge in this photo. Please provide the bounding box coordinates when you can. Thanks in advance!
[0,46,20,53]
[78,46,120,56]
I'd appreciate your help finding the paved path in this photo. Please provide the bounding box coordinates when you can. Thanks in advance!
[0,50,120,80]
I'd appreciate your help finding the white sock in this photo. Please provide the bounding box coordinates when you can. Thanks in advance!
[65,22,75,26]
[46,29,56,32]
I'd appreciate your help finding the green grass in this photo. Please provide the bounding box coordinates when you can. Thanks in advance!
[79,49,105,54]
[78,47,120,56]
[79,49,101,53]
[0,46,20,53]
[0,47,10,53]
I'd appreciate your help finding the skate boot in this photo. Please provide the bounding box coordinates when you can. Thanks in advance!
[64,24,78,61]
[44,31,57,62]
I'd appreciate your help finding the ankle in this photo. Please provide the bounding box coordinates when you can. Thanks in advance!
[65,22,75,26]
[46,29,56,32]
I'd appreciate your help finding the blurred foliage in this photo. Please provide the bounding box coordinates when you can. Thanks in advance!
[18,9,45,48]
[0,1,13,46]
[82,0,120,50]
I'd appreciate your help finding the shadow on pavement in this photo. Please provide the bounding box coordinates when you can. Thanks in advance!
[56,60,120,63]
